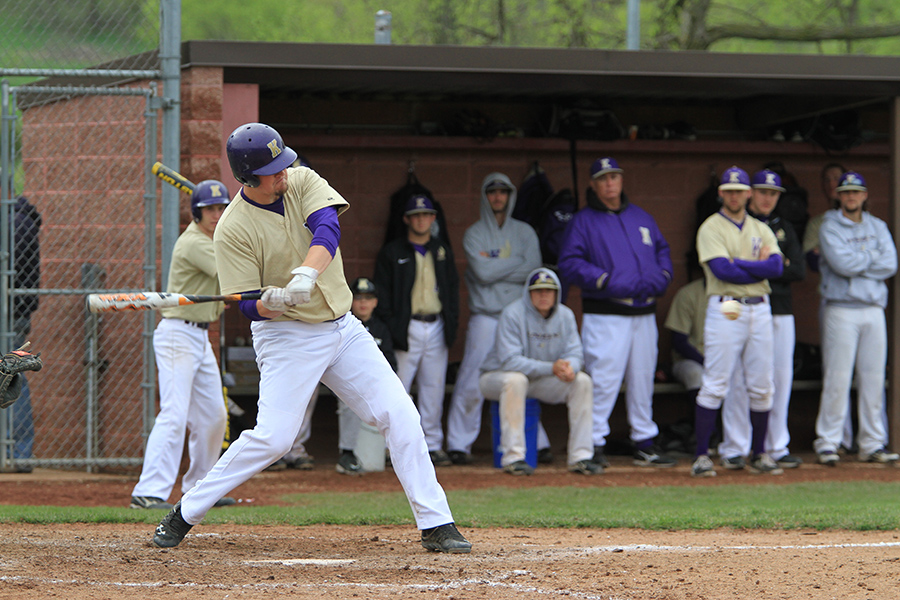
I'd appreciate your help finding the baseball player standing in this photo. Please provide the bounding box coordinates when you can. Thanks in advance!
[374,195,460,467]
[718,169,805,470]
[131,180,235,510]
[691,166,784,478]
[445,173,545,466]
[802,162,857,453]
[813,171,898,466]
[557,157,675,468]
[152,123,471,554]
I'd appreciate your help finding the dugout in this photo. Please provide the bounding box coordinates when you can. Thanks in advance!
[29,42,900,458]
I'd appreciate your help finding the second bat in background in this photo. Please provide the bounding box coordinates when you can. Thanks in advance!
[151,161,196,194]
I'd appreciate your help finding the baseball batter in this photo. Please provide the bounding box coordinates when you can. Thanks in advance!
[131,180,234,510]
[152,123,471,554]
[691,166,784,478]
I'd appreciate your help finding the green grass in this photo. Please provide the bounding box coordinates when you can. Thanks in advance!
[1,482,899,531]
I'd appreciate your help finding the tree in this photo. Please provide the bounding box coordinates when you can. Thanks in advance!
[651,0,900,51]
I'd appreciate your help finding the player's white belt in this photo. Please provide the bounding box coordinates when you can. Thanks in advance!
[716,295,765,305]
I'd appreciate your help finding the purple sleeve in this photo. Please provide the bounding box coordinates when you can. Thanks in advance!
[706,257,759,284]
[733,255,784,280]
[805,250,820,273]
[238,290,268,321]
[672,332,703,366]
[307,206,341,257]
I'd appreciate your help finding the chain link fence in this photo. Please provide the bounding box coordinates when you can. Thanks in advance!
[1,1,168,472]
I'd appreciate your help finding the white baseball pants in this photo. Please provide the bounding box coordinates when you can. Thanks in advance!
[285,386,318,461]
[582,313,659,447]
[719,314,794,459]
[395,318,449,452]
[180,315,454,529]
[814,305,888,457]
[133,318,227,501]
[479,371,593,466]
[671,358,703,391]
[696,297,774,413]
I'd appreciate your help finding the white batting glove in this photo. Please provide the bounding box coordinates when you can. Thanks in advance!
[260,287,294,313]
[285,266,319,306]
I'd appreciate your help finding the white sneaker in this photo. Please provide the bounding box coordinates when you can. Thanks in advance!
[691,455,716,477]
[860,448,899,463]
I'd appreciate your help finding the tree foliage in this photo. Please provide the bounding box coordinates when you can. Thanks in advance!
[177,0,900,55]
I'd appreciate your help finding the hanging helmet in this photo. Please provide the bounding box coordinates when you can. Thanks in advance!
[226,122,298,188]
[191,179,230,222]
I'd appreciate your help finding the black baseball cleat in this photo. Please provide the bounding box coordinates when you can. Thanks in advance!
[421,523,472,553]
[130,496,174,510]
[152,502,193,548]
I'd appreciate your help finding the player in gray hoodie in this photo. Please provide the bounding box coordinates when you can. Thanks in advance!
[445,173,544,465]
[813,171,898,465]
[479,268,600,476]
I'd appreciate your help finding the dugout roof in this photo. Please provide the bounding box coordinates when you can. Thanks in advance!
[179,40,900,130]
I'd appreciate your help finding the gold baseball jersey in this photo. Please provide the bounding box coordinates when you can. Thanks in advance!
[696,212,781,298]
[161,221,224,323]
[214,167,352,323]
[410,251,442,315]
[664,277,707,361]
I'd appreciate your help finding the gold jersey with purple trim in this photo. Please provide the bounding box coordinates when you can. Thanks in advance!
[161,220,224,323]
[213,167,352,323]
[697,212,781,298]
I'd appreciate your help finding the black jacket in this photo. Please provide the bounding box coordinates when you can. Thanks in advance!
[748,209,805,315]
[14,196,41,321]
[361,314,397,372]
[374,236,459,352]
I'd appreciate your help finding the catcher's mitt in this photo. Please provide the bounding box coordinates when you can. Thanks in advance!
[0,342,43,409]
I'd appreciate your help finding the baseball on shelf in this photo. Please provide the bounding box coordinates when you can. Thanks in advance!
[719,299,742,321]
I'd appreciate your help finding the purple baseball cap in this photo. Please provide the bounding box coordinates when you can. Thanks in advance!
[719,166,751,191]
[590,157,623,179]
[404,194,437,215]
[836,171,867,192]
[751,169,786,192]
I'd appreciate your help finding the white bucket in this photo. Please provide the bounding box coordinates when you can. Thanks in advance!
[356,422,386,472]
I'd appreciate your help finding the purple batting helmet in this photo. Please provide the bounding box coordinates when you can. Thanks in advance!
[191,179,230,222]
[226,123,298,188]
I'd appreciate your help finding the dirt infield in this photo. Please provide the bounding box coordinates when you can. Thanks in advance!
[1,455,899,599]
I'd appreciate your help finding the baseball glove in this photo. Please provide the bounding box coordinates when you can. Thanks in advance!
[0,342,43,409]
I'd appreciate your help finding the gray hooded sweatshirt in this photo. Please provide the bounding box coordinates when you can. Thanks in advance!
[462,172,542,317]
[481,268,584,378]
[819,208,897,308]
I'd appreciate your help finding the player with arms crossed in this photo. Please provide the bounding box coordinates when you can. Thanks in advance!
[691,166,784,478]
[813,171,898,466]
[131,180,235,510]
[152,123,471,553]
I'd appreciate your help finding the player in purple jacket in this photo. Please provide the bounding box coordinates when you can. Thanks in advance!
[558,157,675,468]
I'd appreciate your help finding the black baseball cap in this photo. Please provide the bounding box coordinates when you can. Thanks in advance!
[350,277,378,296]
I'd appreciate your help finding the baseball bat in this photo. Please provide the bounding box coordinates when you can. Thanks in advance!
[151,161,196,194]
[87,292,262,313]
